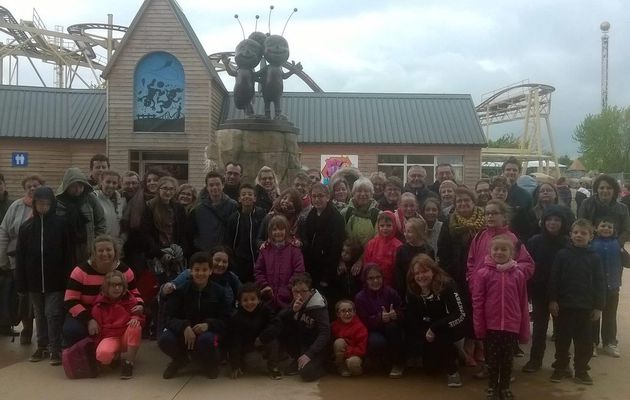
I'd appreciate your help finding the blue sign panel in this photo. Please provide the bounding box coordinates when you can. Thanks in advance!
[11,152,28,167]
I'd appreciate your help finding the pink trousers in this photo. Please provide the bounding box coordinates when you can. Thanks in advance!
[95,325,142,365]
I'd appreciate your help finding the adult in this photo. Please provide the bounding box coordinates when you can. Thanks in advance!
[94,170,125,239]
[340,177,380,246]
[439,180,457,217]
[474,179,491,208]
[120,171,141,202]
[556,177,573,208]
[578,174,630,243]
[255,166,280,213]
[300,183,346,305]
[87,153,110,188]
[56,167,106,266]
[0,174,44,340]
[257,188,303,246]
[501,157,534,242]
[378,176,403,212]
[490,175,509,202]
[63,235,143,347]
[575,178,591,211]
[175,183,197,214]
[330,176,351,211]
[223,161,242,201]
[421,197,443,256]
[190,171,238,252]
[0,174,9,223]
[306,168,322,184]
[293,172,313,210]
[529,182,575,236]
[370,172,387,203]
[404,165,437,207]
[621,183,630,210]
[429,163,457,194]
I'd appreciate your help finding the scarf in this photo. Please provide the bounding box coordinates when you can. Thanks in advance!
[450,206,485,242]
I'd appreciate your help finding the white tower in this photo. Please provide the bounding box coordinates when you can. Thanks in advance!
[601,21,610,110]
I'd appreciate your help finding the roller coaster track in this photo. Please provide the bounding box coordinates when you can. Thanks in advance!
[67,23,128,59]
[0,6,37,51]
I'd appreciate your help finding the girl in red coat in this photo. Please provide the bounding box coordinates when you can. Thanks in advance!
[363,211,403,287]
[331,300,368,377]
[91,270,145,379]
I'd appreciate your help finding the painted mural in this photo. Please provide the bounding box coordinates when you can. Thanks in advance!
[134,52,185,132]
[320,154,359,185]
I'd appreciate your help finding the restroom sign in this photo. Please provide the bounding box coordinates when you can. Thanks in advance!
[12,152,28,167]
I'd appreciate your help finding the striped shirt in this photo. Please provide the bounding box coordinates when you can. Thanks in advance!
[64,261,142,321]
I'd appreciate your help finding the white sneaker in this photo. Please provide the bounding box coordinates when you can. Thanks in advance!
[447,372,462,388]
[604,344,621,358]
[389,364,404,378]
[592,346,598,357]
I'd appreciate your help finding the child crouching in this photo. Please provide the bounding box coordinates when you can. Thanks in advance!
[331,300,367,377]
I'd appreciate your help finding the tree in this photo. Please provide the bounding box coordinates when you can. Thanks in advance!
[573,106,630,172]
[487,133,520,148]
[558,154,572,167]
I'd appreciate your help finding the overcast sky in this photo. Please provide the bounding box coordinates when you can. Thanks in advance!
[2,0,629,157]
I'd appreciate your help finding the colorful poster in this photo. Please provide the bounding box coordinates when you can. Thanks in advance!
[320,154,359,184]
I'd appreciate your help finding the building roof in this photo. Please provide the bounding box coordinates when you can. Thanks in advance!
[101,0,226,93]
[222,92,487,145]
[568,158,586,171]
[0,85,106,140]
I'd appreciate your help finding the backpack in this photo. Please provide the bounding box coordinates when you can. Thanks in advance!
[344,207,380,226]
[62,337,99,379]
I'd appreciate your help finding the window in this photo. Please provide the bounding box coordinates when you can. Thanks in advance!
[130,150,189,183]
[133,52,185,132]
[377,154,464,184]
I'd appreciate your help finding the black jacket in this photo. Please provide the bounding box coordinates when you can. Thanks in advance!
[403,184,438,208]
[228,303,281,368]
[405,285,465,343]
[15,186,72,293]
[507,183,534,242]
[140,200,190,259]
[548,245,606,310]
[163,280,232,336]
[279,290,330,358]
[300,202,346,287]
[254,185,274,214]
[225,206,267,283]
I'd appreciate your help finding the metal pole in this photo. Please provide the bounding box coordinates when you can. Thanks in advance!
[107,14,113,62]
[601,21,610,111]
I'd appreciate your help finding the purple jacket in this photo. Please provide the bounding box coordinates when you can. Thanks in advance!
[254,241,305,310]
[355,285,402,331]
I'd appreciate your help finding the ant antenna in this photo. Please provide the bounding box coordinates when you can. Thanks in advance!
[234,14,245,40]
[254,15,260,32]
[281,8,298,36]
[268,5,274,34]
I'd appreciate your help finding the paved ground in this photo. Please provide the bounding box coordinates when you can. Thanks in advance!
[2,275,630,400]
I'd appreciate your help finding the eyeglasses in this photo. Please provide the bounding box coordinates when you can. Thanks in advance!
[159,187,176,192]
[338,309,354,314]
[366,275,382,281]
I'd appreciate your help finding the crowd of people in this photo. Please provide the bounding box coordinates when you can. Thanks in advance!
[0,154,629,399]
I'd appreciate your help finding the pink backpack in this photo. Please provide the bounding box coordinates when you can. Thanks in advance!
[62,337,99,379]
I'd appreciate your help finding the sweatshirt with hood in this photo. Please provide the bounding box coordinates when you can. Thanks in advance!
[279,289,330,358]
[15,186,72,293]
[355,267,403,332]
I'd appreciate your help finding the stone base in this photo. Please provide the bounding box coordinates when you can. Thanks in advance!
[216,122,302,188]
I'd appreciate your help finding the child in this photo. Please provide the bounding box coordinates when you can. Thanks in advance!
[254,215,305,310]
[337,239,363,299]
[421,197,443,257]
[523,205,570,372]
[472,235,533,400]
[331,300,367,377]
[549,219,605,385]
[590,216,623,358]
[225,184,267,283]
[279,273,330,382]
[394,193,421,239]
[363,211,403,288]
[405,254,465,388]
[228,283,282,379]
[15,186,71,365]
[91,270,145,379]
[394,217,435,299]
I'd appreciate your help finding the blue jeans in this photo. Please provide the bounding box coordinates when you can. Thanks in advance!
[30,292,64,354]
[62,314,88,348]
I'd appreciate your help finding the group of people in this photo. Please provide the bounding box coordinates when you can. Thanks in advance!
[0,154,628,399]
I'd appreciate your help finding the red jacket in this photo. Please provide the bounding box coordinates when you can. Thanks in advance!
[91,293,145,341]
[363,233,403,288]
[471,257,532,343]
[331,315,368,358]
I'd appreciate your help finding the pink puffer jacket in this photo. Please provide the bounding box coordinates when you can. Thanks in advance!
[254,241,305,310]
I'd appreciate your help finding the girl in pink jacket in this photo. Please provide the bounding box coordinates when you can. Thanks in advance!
[472,235,533,400]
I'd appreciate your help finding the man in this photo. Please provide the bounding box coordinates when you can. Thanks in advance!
[120,171,141,202]
[306,169,322,184]
[0,174,10,223]
[475,179,492,207]
[501,157,533,241]
[94,170,125,239]
[429,163,457,194]
[293,172,313,210]
[190,171,238,252]
[403,165,437,207]
[87,154,110,188]
[223,162,242,201]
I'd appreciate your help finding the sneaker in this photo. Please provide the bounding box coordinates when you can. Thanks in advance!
[474,364,489,379]
[269,367,282,380]
[29,348,49,362]
[550,368,572,383]
[574,371,593,385]
[284,360,299,376]
[522,360,541,373]
[120,360,133,380]
[49,352,62,366]
[162,359,187,379]
[486,387,500,400]
[592,345,598,357]
[603,344,621,358]
[447,372,462,388]
[338,365,351,377]
[514,346,525,358]
[500,389,515,400]
[389,364,404,378]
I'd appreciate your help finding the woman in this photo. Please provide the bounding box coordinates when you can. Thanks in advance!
[254,166,280,213]
[529,183,574,235]
[330,177,351,211]
[341,177,380,246]
[0,174,44,342]
[257,188,304,247]
[439,180,457,217]
[489,175,509,202]
[175,184,197,214]
[578,174,630,243]
[354,264,405,378]
[421,197,443,257]
[63,235,143,347]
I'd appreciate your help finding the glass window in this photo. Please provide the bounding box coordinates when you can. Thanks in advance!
[407,155,434,164]
[129,150,189,183]
[377,154,464,185]
[377,155,404,164]
[436,155,464,165]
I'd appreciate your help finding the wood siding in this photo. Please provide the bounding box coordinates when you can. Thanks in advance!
[0,139,105,195]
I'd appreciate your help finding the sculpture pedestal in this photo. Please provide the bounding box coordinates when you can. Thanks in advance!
[216,119,301,187]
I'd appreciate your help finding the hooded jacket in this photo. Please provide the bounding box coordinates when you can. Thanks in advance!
[363,213,403,288]
[228,302,282,368]
[590,236,623,290]
[355,270,403,331]
[507,182,534,242]
[0,197,33,270]
[15,186,72,293]
[91,292,145,340]
[341,199,381,246]
[94,189,125,239]
[331,315,368,358]
[225,205,267,282]
[472,256,532,343]
[279,289,330,358]
[254,241,305,310]
[56,168,106,264]
[190,193,238,252]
